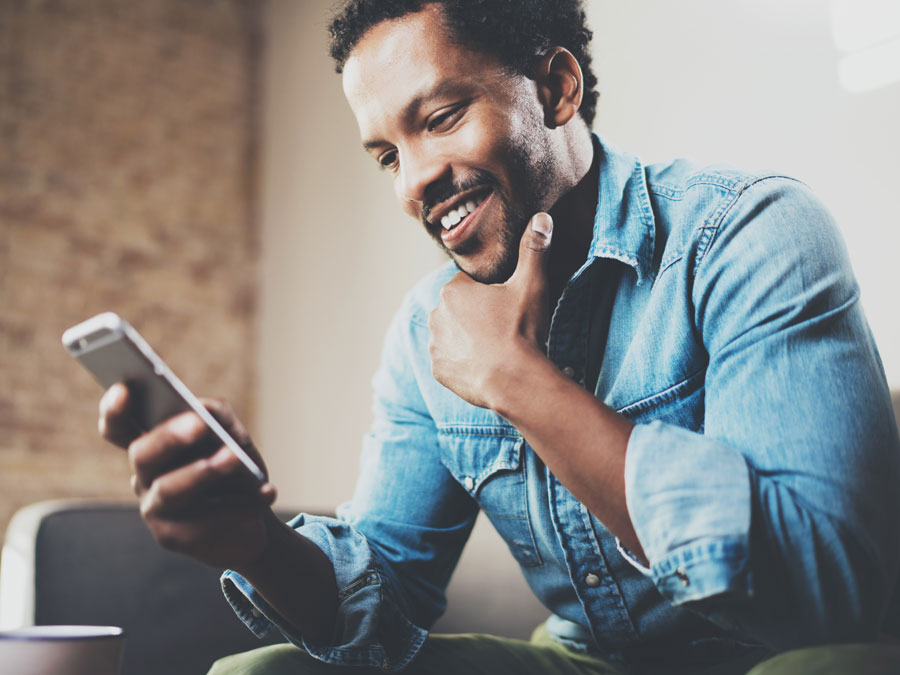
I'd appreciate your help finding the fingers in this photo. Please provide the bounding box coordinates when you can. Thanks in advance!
[139,451,278,566]
[99,383,141,449]
[510,212,553,288]
[201,398,268,477]
[142,495,277,567]
[128,411,218,492]
[200,397,251,446]
[141,446,276,517]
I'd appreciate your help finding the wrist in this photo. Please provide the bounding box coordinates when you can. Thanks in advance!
[231,508,290,579]
[483,339,563,419]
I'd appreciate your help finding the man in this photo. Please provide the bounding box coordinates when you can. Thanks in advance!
[99,1,900,673]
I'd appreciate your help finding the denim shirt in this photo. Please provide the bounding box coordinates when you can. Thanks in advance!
[222,137,900,671]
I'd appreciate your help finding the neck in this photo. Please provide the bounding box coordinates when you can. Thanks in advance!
[546,135,600,305]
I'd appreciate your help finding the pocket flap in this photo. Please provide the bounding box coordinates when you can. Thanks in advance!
[437,427,523,495]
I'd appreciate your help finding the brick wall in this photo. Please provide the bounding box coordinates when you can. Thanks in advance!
[0,0,262,540]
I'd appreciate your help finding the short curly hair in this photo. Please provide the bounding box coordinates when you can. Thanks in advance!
[328,0,599,127]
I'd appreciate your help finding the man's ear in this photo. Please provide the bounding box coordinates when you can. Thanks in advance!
[534,47,583,128]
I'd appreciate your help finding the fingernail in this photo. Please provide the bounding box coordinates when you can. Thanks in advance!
[209,446,232,467]
[532,213,553,237]
[171,413,202,439]
[100,385,123,414]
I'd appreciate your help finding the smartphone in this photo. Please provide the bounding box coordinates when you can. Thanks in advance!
[62,312,266,484]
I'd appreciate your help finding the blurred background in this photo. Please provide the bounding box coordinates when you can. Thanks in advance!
[1,0,898,636]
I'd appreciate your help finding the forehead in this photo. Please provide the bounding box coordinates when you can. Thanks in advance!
[341,5,508,137]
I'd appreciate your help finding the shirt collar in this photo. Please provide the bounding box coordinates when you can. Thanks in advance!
[584,134,656,285]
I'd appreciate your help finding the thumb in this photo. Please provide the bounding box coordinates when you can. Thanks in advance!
[511,212,553,285]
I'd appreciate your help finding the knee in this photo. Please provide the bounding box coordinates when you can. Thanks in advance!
[208,644,319,675]
[747,643,900,675]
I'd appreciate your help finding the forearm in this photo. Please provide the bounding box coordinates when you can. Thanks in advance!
[486,341,644,561]
[233,512,339,644]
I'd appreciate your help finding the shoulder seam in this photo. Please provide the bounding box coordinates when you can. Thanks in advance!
[692,175,806,274]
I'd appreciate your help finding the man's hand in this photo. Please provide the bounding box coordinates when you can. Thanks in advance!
[99,383,278,570]
[428,212,554,409]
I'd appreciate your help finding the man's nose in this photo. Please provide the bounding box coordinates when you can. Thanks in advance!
[396,148,450,206]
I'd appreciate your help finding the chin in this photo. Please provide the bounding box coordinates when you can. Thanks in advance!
[451,249,518,285]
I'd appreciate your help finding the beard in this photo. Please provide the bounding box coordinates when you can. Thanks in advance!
[421,127,557,285]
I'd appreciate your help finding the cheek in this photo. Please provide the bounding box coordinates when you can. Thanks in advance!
[454,114,519,167]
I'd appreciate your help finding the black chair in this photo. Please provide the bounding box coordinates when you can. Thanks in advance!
[0,500,300,675]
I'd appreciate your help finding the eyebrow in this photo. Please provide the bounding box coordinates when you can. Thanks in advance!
[361,79,471,152]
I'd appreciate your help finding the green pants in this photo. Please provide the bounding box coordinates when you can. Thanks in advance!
[209,624,900,675]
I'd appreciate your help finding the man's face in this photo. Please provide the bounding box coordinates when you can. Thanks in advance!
[342,4,561,283]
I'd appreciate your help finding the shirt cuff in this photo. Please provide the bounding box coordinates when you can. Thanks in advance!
[624,421,754,605]
[220,513,428,671]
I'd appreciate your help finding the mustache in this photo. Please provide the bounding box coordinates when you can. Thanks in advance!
[421,170,496,224]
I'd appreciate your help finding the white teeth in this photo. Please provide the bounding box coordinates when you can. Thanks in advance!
[439,195,486,231]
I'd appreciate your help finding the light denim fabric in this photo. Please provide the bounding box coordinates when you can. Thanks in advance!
[221,137,900,671]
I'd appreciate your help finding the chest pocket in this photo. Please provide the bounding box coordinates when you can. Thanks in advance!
[438,429,543,567]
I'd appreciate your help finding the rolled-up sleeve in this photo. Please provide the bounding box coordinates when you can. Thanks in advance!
[222,288,478,670]
[623,177,900,648]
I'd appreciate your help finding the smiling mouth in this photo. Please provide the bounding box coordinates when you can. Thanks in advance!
[432,190,490,231]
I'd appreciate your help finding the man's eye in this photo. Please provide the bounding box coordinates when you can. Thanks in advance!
[378,150,398,170]
[427,105,464,132]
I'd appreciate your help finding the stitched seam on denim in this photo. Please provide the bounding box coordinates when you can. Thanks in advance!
[437,424,520,437]
[338,571,380,599]
[695,180,747,272]
[634,163,657,238]
[520,448,544,565]
[590,247,641,266]
[657,253,685,278]
[659,180,746,274]
[653,538,747,574]
[437,436,523,490]
[616,369,705,415]
[693,175,806,276]
[684,173,747,192]
[579,504,640,637]
[305,620,427,670]
[221,576,273,636]
[473,460,520,488]
[647,183,683,200]
[658,181,755,277]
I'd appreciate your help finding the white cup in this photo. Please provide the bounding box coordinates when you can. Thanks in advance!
[0,625,124,675]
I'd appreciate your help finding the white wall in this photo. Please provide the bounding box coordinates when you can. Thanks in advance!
[257,0,899,635]
[257,0,443,507]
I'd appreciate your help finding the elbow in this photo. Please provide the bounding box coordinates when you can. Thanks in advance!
[682,527,896,650]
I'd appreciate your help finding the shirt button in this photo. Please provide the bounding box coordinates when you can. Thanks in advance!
[463,476,475,491]
[584,573,601,588]
[250,607,262,619]
[562,366,576,378]
[676,566,690,587]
